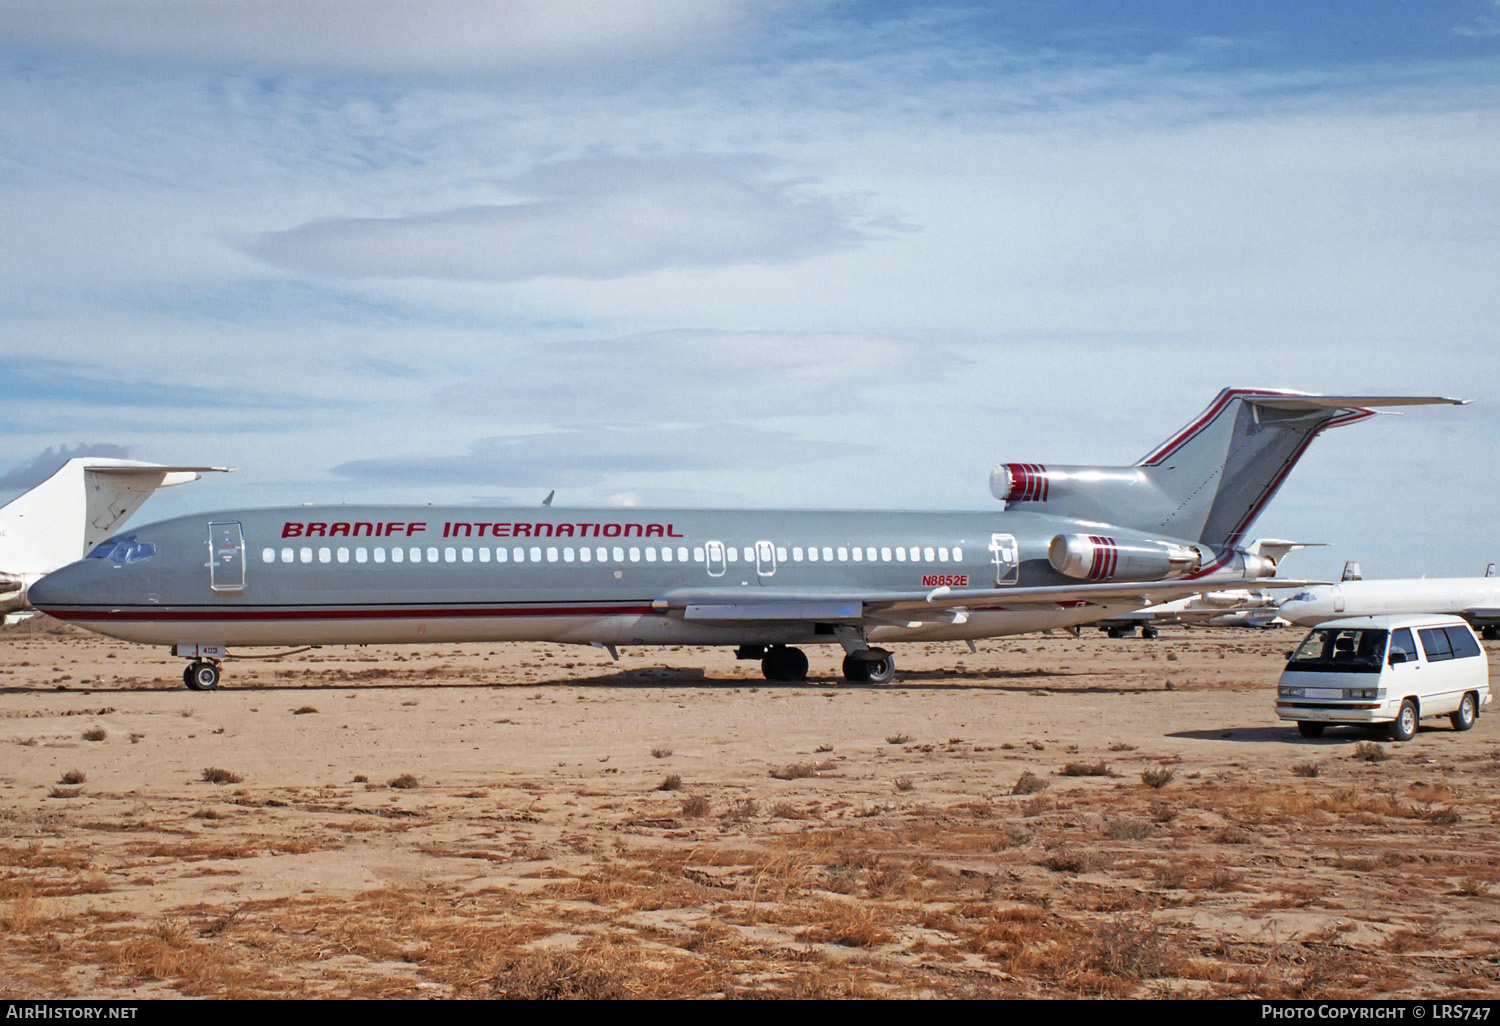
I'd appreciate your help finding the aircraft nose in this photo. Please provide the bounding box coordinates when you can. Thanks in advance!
[26,562,90,610]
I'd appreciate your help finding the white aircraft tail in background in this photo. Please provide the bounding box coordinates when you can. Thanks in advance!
[0,458,230,614]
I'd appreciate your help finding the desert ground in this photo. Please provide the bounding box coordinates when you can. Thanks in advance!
[1,615,1497,1000]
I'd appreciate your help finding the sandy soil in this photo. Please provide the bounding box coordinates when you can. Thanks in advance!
[1,616,1497,999]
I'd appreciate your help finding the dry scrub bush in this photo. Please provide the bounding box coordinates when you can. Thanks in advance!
[1421,806,1461,826]
[59,770,87,785]
[797,898,891,948]
[1011,771,1049,795]
[1061,761,1113,777]
[201,768,243,785]
[1352,742,1388,763]
[82,727,107,742]
[1081,915,1172,982]
[483,946,631,999]
[1041,848,1098,874]
[1140,767,1174,789]
[1107,819,1152,841]
[387,773,419,789]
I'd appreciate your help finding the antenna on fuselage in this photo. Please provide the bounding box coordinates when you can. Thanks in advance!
[542,490,555,507]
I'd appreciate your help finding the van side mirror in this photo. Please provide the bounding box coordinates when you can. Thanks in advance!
[1389,651,1409,666]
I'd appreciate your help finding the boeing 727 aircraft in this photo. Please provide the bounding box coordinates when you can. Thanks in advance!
[27,389,1463,690]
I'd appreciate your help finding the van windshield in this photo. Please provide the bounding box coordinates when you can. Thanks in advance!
[1286,628,1388,674]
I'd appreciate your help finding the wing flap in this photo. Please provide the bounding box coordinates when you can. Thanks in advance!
[685,600,862,622]
[656,577,1319,625]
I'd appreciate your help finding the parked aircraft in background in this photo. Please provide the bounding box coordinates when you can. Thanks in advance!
[1092,540,1320,636]
[28,389,1463,689]
[1278,566,1500,638]
[0,458,230,615]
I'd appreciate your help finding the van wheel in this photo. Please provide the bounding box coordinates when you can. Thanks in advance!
[1451,692,1478,732]
[1297,721,1325,738]
[1388,699,1418,742]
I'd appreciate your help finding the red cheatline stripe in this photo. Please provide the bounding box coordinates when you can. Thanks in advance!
[40,604,656,623]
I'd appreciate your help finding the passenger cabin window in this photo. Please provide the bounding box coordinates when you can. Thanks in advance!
[1446,626,1482,659]
[1418,627,1454,662]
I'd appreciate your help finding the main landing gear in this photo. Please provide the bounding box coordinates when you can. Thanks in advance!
[760,645,810,682]
[183,660,221,691]
[841,648,896,684]
[734,642,898,684]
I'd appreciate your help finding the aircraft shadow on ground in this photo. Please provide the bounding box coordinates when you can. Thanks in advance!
[4,665,1167,696]
[1169,725,1417,744]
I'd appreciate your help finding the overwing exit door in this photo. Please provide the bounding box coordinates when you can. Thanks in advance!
[990,533,1020,585]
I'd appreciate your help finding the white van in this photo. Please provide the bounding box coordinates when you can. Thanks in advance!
[1274,614,1491,740]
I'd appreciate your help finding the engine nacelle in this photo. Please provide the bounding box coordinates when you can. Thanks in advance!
[990,463,1150,504]
[1048,534,1203,582]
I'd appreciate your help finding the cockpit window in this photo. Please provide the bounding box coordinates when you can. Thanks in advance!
[1288,592,1317,603]
[87,535,157,565]
[1286,628,1387,674]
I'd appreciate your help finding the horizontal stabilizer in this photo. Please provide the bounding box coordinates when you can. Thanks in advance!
[87,465,233,475]
[1246,395,1467,412]
[1241,539,1325,566]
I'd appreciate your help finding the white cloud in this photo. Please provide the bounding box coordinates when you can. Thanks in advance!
[246,155,875,280]
[0,0,770,73]
[431,330,940,421]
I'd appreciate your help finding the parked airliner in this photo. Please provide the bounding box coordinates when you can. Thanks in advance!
[1278,571,1500,637]
[1,458,229,615]
[27,389,1463,690]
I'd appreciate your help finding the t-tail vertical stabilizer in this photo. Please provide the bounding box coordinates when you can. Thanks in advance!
[992,388,1467,552]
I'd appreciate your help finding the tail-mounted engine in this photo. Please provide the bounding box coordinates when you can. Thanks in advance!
[1048,534,1204,582]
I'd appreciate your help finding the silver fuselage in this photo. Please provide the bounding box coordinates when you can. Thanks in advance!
[29,504,1235,650]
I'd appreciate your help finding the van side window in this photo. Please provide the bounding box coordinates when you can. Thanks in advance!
[1445,625,1482,659]
[1388,628,1418,663]
[1418,627,1454,662]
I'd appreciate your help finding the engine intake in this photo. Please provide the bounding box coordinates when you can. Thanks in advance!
[1048,534,1203,582]
[991,463,1150,505]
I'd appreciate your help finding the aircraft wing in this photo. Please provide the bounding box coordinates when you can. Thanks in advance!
[653,577,1319,626]
[1462,608,1500,627]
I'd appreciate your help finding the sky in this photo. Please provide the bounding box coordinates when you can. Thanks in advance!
[1,0,1497,580]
